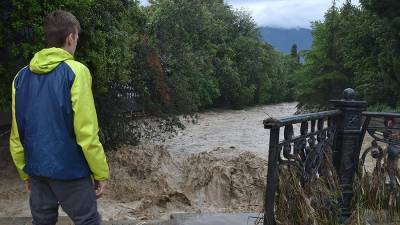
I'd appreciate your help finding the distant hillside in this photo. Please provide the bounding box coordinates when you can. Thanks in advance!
[259,26,313,54]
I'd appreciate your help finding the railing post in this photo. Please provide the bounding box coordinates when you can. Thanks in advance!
[330,88,368,222]
[263,124,280,225]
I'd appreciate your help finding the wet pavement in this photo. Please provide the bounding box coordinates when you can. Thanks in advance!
[0,217,142,225]
[0,213,261,225]
[168,213,261,225]
[2,213,398,225]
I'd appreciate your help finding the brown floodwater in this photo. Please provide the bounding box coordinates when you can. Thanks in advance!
[0,102,299,221]
[162,102,298,158]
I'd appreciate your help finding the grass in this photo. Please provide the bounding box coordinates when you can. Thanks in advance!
[349,152,400,224]
[270,148,399,225]
[275,151,340,225]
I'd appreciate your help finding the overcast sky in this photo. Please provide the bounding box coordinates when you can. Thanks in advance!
[139,0,360,29]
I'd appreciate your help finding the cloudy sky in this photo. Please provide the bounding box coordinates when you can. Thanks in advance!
[139,0,360,29]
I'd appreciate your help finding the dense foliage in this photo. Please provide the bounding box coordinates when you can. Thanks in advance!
[0,0,294,114]
[295,0,400,110]
[145,0,297,111]
[0,0,145,107]
[0,0,298,146]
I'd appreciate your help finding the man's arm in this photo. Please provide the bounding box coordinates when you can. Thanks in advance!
[9,77,29,181]
[67,61,109,181]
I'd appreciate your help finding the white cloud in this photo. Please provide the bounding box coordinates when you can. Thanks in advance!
[139,0,360,29]
[140,0,149,6]
[226,0,360,28]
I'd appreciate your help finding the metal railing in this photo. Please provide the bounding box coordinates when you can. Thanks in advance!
[263,110,341,225]
[358,112,400,219]
[262,89,400,224]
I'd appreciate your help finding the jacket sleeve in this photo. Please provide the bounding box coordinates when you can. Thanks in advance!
[9,77,29,180]
[67,61,109,181]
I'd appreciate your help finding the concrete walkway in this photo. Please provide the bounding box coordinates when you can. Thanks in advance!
[168,213,260,225]
[0,213,260,225]
[1,214,398,225]
[0,217,141,225]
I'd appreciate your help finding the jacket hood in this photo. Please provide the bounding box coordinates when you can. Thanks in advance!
[29,48,74,74]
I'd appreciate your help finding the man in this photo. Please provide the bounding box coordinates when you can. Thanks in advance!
[9,10,109,225]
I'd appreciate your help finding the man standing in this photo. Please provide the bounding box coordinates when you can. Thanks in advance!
[9,10,109,225]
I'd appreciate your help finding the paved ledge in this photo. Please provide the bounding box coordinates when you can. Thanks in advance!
[0,217,142,225]
[1,214,397,225]
[168,213,260,225]
[0,213,259,225]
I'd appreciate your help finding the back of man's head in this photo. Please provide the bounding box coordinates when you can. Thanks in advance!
[44,10,81,48]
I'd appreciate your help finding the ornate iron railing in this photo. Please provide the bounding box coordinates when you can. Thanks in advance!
[263,110,342,225]
[262,88,400,224]
[358,112,400,220]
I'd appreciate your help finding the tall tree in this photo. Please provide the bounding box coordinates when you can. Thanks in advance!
[290,44,300,63]
[295,3,351,107]
[294,0,400,109]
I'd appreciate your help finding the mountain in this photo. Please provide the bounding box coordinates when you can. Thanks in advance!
[259,26,313,54]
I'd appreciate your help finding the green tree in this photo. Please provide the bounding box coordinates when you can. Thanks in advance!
[295,2,353,107]
[290,44,300,63]
[0,0,91,111]
[147,0,290,110]
[0,0,145,110]
[295,0,400,109]
[359,0,400,107]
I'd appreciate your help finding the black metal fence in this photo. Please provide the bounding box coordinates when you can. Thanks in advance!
[263,110,341,224]
[262,88,400,224]
[358,112,400,218]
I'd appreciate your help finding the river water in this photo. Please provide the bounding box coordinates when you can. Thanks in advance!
[0,102,298,222]
[162,102,298,158]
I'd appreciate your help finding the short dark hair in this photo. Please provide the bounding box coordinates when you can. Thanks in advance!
[44,10,81,47]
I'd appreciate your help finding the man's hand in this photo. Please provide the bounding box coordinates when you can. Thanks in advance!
[24,179,31,193]
[94,180,107,199]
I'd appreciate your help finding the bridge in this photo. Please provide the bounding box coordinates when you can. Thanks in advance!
[262,88,400,225]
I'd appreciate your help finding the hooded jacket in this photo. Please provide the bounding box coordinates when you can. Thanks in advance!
[9,48,109,181]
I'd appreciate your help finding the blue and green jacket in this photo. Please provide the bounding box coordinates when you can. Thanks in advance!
[9,48,109,181]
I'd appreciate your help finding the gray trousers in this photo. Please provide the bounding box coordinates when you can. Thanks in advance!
[29,176,100,225]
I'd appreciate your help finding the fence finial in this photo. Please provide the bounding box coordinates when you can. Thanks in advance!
[343,88,355,101]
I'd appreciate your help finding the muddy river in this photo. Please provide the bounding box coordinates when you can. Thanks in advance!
[0,102,298,222]
[162,102,297,158]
